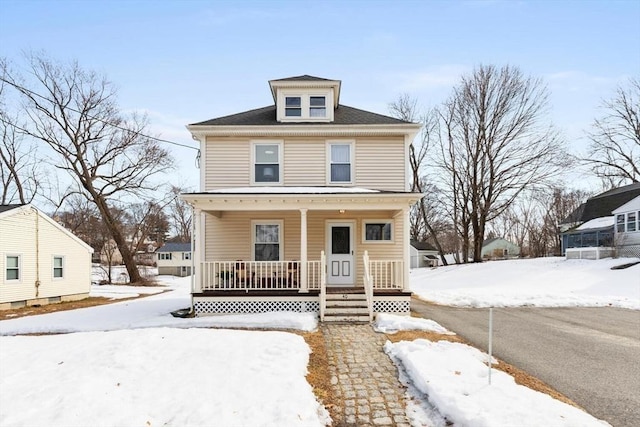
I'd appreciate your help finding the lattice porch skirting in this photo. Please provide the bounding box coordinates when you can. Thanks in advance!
[193,295,410,316]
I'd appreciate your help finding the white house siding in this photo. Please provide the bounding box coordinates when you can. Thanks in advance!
[355,137,405,191]
[481,239,521,258]
[157,253,192,276]
[204,138,251,190]
[0,207,92,308]
[613,196,640,257]
[203,136,406,191]
[203,209,404,286]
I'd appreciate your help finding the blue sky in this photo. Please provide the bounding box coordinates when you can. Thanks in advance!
[1,0,639,191]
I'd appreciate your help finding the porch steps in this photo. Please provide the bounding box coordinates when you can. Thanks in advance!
[323,292,371,323]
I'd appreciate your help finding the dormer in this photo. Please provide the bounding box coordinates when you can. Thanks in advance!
[269,75,341,123]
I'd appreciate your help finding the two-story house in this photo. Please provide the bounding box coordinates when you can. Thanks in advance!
[182,75,422,321]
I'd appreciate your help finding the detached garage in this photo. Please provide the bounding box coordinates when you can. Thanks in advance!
[0,204,93,310]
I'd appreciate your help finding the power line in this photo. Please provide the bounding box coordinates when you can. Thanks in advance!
[0,76,200,152]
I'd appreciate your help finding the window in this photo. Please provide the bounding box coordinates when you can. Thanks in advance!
[310,96,326,117]
[616,214,626,232]
[329,143,352,183]
[182,252,192,260]
[53,256,64,279]
[159,253,172,260]
[6,255,20,281]
[628,212,637,232]
[363,221,393,242]
[253,221,282,261]
[254,143,281,183]
[285,96,301,117]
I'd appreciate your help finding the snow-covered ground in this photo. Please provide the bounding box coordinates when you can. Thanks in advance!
[2,257,630,426]
[410,257,640,310]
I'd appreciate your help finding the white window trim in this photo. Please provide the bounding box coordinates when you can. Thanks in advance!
[616,214,626,233]
[277,89,334,122]
[52,255,65,280]
[326,140,355,185]
[5,254,22,282]
[251,220,284,261]
[362,220,394,244]
[251,140,283,186]
[626,211,639,233]
[182,252,192,260]
[158,253,172,261]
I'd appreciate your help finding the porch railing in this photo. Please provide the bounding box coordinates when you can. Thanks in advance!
[368,259,404,289]
[201,260,323,291]
[363,251,374,321]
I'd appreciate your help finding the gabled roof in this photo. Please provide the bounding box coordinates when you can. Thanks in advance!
[157,242,191,253]
[612,195,640,214]
[190,104,413,127]
[0,204,24,215]
[270,75,334,82]
[572,182,640,223]
[410,240,437,251]
[482,237,517,247]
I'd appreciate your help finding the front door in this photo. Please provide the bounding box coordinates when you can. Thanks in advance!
[326,222,354,286]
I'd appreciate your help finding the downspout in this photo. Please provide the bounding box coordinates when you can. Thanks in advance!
[33,207,41,298]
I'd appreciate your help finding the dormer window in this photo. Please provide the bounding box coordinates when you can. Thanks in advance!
[310,96,326,117]
[285,97,302,117]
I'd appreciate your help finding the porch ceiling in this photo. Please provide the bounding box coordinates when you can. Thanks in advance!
[181,190,421,212]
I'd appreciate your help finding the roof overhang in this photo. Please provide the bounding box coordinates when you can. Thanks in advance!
[181,190,422,212]
[186,123,422,141]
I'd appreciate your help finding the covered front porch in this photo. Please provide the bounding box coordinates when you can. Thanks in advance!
[183,189,421,318]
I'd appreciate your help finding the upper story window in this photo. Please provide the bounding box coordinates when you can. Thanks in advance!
[285,97,302,117]
[627,211,637,232]
[616,214,625,232]
[253,142,282,184]
[159,253,172,260]
[182,252,192,260]
[310,96,326,117]
[328,142,353,184]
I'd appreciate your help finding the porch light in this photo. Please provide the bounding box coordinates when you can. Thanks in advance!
[339,209,345,214]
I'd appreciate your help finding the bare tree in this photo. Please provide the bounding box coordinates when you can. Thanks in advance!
[389,95,450,264]
[168,186,192,243]
[439,65,569,262]
[0,58,41,204]
[2,54,173,283]
[585,77,640,187]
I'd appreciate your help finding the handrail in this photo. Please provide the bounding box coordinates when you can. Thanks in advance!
[363,250,374,322]
[319,251,326,321]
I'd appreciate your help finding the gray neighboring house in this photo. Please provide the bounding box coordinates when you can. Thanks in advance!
[612,195,640,258]
[410,241,439,268]
[561,182,640,257]
[481,238,520,259]
[156,243,192,276]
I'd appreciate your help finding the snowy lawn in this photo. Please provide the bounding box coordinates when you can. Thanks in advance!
[377,314,610,427]
[1,328,330,427]
[411,257,640,309]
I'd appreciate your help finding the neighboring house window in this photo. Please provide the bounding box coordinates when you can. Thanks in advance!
[254,143,281,184]
[53,256,64,278]
[285,96,301,117]
[329,143,352,183]
[616,214,626,232]
[159,253,172,260]
[628,212,637,232]
[363,221,393,242]
[182,252,192,260]
[310,96,326,117]
[253,220,283,261]
[6,255,20,281]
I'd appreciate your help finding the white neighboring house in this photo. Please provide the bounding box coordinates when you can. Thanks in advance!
[612,195,640,258]
[0,204,93,310]
[156,242,192,277]
[481,238,521,259]
[410,241,439,268]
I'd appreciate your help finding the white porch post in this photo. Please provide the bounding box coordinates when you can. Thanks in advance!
[299,208,308,293]
[193,207,203,293]
[402,206,411,292]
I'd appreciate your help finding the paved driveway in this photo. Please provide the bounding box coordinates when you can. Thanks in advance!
[411,298,640,427]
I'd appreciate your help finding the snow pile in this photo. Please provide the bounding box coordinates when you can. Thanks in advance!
[374,313,454,335]
[411,257,640,309]
[0,275,317,335]
[90,283,166,299]
[0,328,330,427]
[385,339,610,427]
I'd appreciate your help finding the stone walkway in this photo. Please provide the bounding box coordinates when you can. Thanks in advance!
[321,324,411,427]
